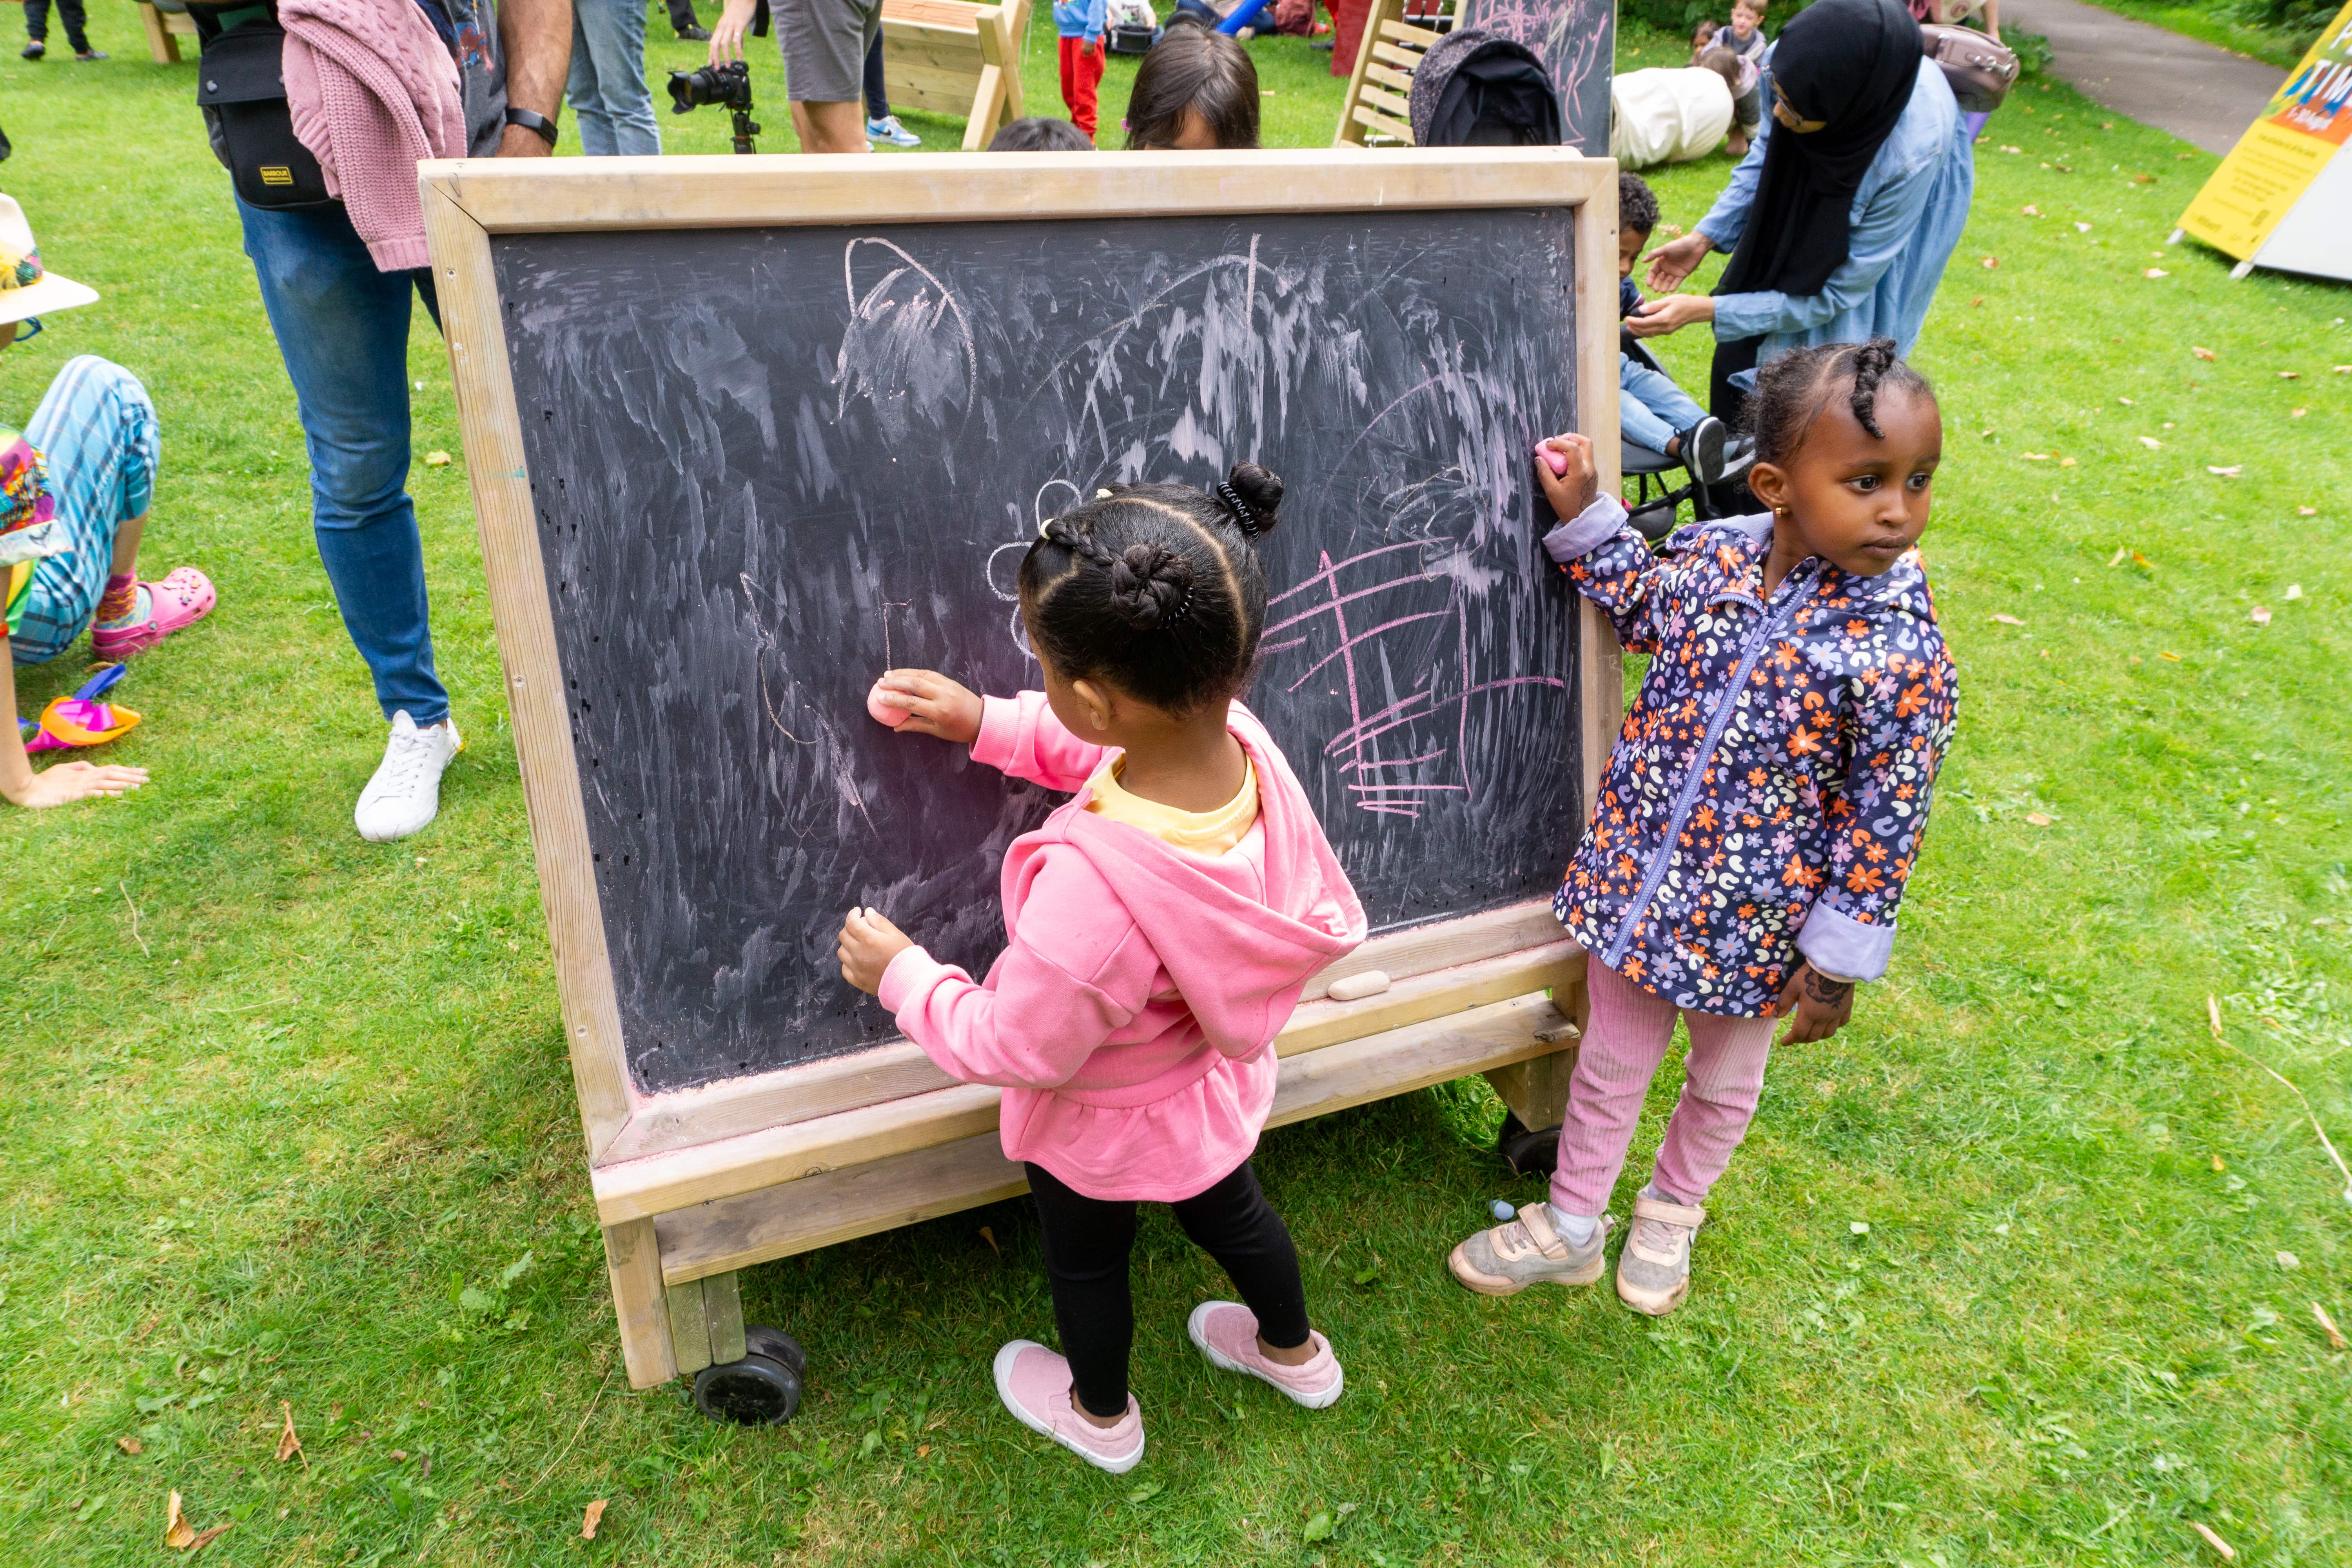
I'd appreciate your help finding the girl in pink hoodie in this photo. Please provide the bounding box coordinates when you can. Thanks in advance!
[839,462,1367,1474]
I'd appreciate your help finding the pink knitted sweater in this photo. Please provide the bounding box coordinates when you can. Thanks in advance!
[281,0,466,272]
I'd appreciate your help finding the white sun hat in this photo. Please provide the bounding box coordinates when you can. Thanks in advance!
[0,194,98,325]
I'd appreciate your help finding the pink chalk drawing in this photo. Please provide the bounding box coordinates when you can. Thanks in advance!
[1263,540,1563,820]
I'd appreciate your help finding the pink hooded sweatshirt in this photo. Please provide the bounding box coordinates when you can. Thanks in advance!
[877,691,1367,1202]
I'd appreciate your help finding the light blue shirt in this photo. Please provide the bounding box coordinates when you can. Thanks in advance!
[1697,56,1975,365]
[1053,0,1108,40]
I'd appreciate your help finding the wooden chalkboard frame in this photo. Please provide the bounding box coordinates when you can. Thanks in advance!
[420,148,1624,1390]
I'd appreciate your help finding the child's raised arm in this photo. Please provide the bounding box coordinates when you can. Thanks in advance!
[1531,433,1674,654]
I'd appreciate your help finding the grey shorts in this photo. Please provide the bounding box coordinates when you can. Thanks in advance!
[777,0,883,103]
[1731,82,1762,133]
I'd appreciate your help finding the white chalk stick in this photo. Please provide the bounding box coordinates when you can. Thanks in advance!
[1325,969,1391,1002]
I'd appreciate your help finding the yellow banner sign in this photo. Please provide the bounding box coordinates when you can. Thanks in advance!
[2176,0,2352,261]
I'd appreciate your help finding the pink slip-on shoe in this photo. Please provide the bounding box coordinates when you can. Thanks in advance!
[991,1340,1145,1474]
[1186,1301,1344,1410]
[90,567,215,660]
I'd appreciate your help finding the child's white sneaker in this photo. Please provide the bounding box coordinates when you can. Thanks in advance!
[354,710,463,842]
[1448,1203,1611,1295]
[1614,1193,1706,1316]
[992,1340,1145,1474]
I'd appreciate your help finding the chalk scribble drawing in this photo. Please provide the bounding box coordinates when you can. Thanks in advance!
[832,237,978,444]
[1264,541,1564,820]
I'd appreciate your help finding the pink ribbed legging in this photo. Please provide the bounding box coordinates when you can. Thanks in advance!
[1549,960,1779,1216]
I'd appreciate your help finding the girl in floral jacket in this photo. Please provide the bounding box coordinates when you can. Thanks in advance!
[1450,339,1957,1316]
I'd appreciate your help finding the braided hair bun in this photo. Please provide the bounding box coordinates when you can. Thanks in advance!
[1107,543,1195,630]
[1020,463,1287,715]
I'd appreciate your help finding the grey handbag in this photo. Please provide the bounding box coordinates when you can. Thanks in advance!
[1921,22,2021,113]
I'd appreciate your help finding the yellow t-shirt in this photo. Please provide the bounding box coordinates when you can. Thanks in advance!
[1085,754,1260,857]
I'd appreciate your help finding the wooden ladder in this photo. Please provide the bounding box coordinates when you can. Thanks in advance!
[1333,0,1445,146]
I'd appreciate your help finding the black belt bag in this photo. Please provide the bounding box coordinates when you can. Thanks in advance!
[198,24,337,211]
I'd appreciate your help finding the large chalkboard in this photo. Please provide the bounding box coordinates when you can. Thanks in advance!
[495,205,1588,1095]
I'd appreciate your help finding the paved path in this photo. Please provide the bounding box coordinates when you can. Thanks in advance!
[2002,0,2290,154]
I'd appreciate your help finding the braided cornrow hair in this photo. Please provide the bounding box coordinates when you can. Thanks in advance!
[1744,337,1935,466]
[1020,462,1285,715]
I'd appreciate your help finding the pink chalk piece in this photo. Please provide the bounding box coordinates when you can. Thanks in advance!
[867,680,911,728]
[1537,445,1569,477]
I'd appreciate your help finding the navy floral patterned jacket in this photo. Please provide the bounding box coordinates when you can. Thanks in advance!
[1543,496,1959,1017]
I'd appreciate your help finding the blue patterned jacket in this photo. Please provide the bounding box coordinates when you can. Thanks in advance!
[1544,497,1958,1016]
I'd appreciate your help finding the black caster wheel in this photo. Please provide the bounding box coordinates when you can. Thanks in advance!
[1497,1112,1562,1177]
[693,1330,804,1427]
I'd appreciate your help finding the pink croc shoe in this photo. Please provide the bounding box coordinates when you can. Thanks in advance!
[991,1340,1145,1474]
[1186,1301,1344,1410]
[91,566,215,661]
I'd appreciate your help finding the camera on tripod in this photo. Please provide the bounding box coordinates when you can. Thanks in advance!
[667,60,762,154]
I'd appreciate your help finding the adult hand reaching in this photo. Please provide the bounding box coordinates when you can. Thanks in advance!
[1622,294,1715,339]
[1644,230,1715,293]
[710,0,757,65]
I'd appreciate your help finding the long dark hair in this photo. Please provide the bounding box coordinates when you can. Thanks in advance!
[1018,463,1285,714]
[1746,338,1935,465]
[1125,25,1262,149]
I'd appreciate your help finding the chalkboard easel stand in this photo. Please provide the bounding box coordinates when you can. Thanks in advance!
[419,148,1624,1410]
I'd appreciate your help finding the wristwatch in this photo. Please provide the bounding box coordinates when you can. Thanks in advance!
[503,107,560,147]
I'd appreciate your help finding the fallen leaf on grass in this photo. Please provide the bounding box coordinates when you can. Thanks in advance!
[117,1436,142,1455]
[2285,584,2303,599]
[1981,255,1999,269]
[1991,613,2025,626]
[977,1225,998,1254]
[2020,452,2052,461]
[2020,204,2042,216]
[2059,456,2078,467]
[2292,408,2307,417]
[2160,651,2182,661]
[2191,1521,2236,1561]
[2336,365,2352,374]
[1127,1480,1164,1505]
[275,1401,304,1467]
[2316,1301,2347,1350]
[2025,813,2053,827]
[2212,1153,2227,1170]
[1999,144,2022,153]
[2299,507,2318,517]
[581,1499,609,1540]
[423,450,451,466]
[2139,436,2163,448]
[2133,552,2154,569]
[2278,370,2301,379]
[2145,268,2169,278]
[2116,394,2133,404]
[2076,221,2093,232]
[1303,1511,1336,1542]
[2108,546,2129,566]
[2054,163,2072,172]
[2207,465,2242,477]
[2192,346,2216,360]
[2277,1249,2300,1269]
[2134,172,2157,183]
[162,1492,228,1550]
[2250,606,2271,626]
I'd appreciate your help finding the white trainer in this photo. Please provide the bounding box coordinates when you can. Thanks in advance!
[354,710,463,842]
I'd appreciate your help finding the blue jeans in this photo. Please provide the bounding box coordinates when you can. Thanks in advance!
[568,0,662,156]
[11,358,159,664]
[1620,352,1706,456]
[237,198,450,726]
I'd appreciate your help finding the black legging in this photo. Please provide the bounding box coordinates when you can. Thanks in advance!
[1026,1159,1310,1419]
[863,29,888,121]
[25,0,91,53]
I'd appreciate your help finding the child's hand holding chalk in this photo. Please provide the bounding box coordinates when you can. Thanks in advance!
[838,905,915,995]
[1532,432,1600,521]
[866,670,984,745]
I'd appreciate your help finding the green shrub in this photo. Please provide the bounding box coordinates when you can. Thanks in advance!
[2007,26,2055,74]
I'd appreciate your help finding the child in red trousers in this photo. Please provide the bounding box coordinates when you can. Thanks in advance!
[1053,0,1107,140]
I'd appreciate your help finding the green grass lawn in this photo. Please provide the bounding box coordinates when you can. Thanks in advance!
[2,13,2350,1566]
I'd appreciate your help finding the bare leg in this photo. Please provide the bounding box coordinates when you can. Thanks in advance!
[109,511,146,577]
[790,98,871,153]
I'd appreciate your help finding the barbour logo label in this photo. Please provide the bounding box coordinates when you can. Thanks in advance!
[260,166,294,186]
